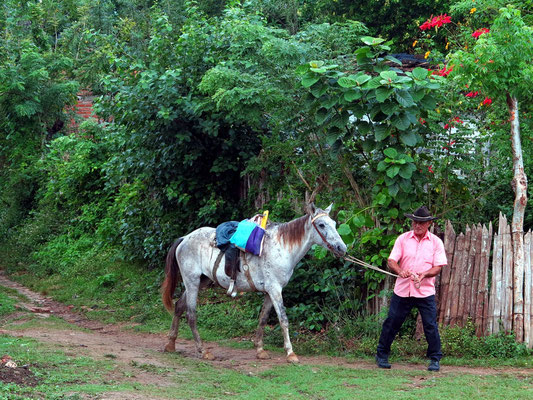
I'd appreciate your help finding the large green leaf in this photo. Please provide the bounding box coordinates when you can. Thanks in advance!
[375,87,394,102]
[391,113,410,130]
[399,164,414,179]
[363,77,383,89]
[338,76,358,88]
[302,76,320,88]
[374,124,390,141]
[315,108,329,125]
[395,90,415,107]
[419,94,437,110]
[400,131,418,146]
[356,74,372,85]
[381,101,398,115]
[412,67,429,80]
[383,148,397,158]
[344,89,362,102]
[379,71,398,82]
[386,166,400,178]
[361,36,386,45]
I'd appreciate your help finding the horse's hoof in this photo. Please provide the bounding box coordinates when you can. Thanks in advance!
[287,353,300,363]
[164,341,176,352]
[256,350,271,360]
[202,351,215,360]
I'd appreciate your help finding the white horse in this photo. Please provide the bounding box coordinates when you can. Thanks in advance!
[161,203,347,363]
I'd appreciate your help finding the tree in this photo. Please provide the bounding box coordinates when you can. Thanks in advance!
[449,5,533,340]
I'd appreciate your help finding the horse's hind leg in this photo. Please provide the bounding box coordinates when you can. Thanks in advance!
[255,294,273,360]
[164,276,212,354]
[185,276,214,360]
[164,292,187,352]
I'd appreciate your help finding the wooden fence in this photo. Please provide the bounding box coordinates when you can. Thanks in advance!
[371,213,533,348]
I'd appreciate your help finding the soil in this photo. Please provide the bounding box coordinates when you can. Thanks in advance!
[1,270,531,394]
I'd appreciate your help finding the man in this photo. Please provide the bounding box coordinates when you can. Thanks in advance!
[375,206,447,372]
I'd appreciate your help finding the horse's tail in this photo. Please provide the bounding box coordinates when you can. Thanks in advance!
[161,238,184,313]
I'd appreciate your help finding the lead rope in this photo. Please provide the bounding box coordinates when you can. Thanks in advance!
[343,254,421,289]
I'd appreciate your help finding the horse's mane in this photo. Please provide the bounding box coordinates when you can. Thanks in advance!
[274,214,309,250]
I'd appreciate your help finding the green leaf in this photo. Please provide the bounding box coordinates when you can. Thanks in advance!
[377,160,387,171]
[338,77,358,88]
[363,77,383,89]
[381,101,398,115]
[400,131,418,146]
[411,88,425,102]
[374,124,390,141]
[386,165,400,178]
[361,36,386,45]
[379,71,398,82]
[355,74,372,85]
[315,108,329,125]
[388,208,399,218]
[419,94,437,110]
[344,89,362,102]
[384,55,402,65]
[338,223,352,236]
[320,97,337,109]
[391,113,411,130]
[412,67,429,80]
[383,148,397,158]
[310,84,328,98]
[357,121,371,135]
[395,90,415,107]
[375,87,394,102]
[399,164,414,179]
[388,183,400,197]
[302,76,320,88]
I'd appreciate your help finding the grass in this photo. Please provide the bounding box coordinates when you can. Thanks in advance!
[1,332,531,400]
[0,289,531,400]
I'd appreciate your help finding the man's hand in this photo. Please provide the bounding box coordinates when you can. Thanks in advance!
[398,269,412,278]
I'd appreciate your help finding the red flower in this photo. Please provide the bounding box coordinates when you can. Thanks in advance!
[466,91,479,98]
[419,118,426,125]
[428,165,434,173]
[420,14,452,30]
[482,97,492,106]
[444,123,449,129]
[432,65,453,77]
[472,28,490,39]
[452,117,463,124]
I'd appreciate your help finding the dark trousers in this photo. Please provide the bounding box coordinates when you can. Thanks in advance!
[376,293,442,361]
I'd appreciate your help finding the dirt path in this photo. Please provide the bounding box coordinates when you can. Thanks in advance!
[1,270,531,385]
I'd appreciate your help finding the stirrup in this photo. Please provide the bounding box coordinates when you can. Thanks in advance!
[227,280,235,296]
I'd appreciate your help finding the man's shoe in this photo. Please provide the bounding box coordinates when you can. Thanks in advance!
[375,356,391,369]
[428,360,440,371]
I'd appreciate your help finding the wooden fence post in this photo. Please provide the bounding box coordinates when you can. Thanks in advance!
[439,221,455,325]
[524,231,531,347]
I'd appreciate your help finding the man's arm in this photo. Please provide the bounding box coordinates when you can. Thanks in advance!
[416,265,446,282]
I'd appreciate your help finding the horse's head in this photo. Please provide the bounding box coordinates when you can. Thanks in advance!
[307,203,347,258]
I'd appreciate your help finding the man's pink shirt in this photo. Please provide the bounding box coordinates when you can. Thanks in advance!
[389,230,447,298]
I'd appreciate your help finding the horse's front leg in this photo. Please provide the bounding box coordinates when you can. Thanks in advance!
[255,294,273,360]
[268,288,299,363]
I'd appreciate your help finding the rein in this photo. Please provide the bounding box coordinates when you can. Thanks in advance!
[311,213,336,253]
[343,254,422,289]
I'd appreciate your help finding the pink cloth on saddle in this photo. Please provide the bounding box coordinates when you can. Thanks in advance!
[389,230,447,298]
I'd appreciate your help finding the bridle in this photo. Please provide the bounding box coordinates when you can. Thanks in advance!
[311,213,337,254]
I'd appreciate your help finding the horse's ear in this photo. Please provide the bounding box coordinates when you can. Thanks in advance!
[325,203,333,214]
[306,203,316,215]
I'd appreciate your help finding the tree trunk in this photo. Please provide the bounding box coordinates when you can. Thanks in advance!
[507,93,527,342]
